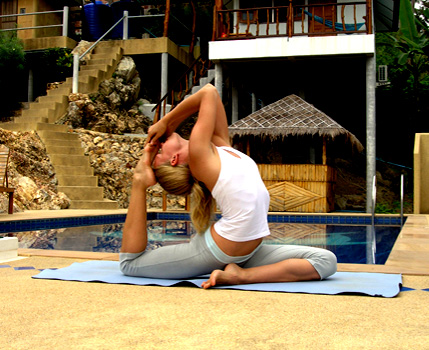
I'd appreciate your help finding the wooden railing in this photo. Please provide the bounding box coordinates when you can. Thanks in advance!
[213,1,372,40]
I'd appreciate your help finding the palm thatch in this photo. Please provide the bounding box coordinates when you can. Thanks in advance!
[229,94,363,152]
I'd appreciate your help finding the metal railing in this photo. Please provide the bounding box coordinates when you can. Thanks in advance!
[214,1,371,40]
[0,6,69,36]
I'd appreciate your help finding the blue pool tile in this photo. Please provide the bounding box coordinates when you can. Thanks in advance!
[400,286,415,292]
[422,288,429,292]
[14,266,35,271]
[0,265,11,268]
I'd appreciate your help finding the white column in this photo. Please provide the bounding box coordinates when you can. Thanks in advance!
[161,52,168,117]
[232,83,238,124]
[215,63,223,99]
[251,93,257,113]
[366,55,376,213]
[27,68,33,102]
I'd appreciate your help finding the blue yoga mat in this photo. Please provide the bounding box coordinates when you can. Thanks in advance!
[33,260,402,298]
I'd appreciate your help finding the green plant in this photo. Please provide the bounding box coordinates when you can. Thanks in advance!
[375,203,394,214]
[41,47,73,82]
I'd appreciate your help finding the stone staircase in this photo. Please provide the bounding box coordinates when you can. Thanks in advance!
[0,44,124,210]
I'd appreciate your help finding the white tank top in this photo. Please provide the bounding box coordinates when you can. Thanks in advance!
[212,146,270,242]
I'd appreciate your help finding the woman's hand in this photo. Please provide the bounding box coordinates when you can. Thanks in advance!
[146,119,170,146]
[133,142,160,189]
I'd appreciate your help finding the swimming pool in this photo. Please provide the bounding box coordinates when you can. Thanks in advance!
[6,213,402,265]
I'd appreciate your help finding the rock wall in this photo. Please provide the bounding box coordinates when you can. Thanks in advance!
[75,128,186,210]
[0,129,69,213]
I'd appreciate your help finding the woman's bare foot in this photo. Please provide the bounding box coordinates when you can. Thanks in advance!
[201,263,245,289]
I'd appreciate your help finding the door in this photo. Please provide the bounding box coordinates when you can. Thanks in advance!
[307,0,337,35]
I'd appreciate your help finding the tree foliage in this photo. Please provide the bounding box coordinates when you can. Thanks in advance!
[375,0,429,166]
[0,32,26,121]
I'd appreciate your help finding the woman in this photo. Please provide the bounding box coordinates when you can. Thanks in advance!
[120,84,337,289]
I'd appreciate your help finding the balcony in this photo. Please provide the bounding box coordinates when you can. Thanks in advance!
[213,1,372,40]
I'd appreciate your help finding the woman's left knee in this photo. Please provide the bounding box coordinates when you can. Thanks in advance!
[319,250,337,279]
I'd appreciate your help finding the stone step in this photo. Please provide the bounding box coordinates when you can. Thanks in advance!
[86,57,115,66]
[69,199,119,210]
[80,63,111,74]
[22,108,56,121]
[65,75,98,94]
[0,122,36,132]
[29,101,58,110]
[57,175,98,187]
[38,94,68,104]
[58,186,104,200]
[54,165,94,176]
[43,139,82,147]
[14,116,49,124]
[0,122,67,133]
[34,124,69,132]
[37,130,79,141]
[45,144,84,155]
[47,86,72,97]
[49,154,90,166]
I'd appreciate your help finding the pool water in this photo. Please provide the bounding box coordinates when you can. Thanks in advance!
[11,220,401,265]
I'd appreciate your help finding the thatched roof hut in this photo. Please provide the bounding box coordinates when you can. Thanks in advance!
[229,94,363,152]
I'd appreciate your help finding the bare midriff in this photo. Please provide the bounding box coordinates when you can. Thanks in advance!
[210,225,263,257]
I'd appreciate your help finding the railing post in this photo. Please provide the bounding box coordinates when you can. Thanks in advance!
[62,6,69,37]
[288,0,293,37]
[400,174,404,226]
[123,10,129,40]
[72,53,79,94]
[163,0,171,37]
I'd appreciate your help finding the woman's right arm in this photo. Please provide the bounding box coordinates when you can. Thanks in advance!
[120,142,159,253]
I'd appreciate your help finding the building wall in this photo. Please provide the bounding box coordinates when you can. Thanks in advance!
[17,0,35,39]
[17,0,62,40]
[209,34,375,61]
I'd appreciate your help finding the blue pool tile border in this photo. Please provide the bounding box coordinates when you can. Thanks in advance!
[0,214,127,234]
[0,213,403,234]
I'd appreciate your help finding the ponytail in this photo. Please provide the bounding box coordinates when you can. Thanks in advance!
[154,164,214,233]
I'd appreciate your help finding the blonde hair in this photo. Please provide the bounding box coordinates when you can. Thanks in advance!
[154,164,215,233]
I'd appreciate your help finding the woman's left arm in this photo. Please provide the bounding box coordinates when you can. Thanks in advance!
[188,85,230,186]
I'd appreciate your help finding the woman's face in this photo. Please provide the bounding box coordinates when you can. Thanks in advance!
[152,133,181,168]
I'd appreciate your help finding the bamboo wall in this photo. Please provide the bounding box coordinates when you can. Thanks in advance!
[257,164,336,213]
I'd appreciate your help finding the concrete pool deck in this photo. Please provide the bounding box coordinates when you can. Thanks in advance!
[0,210,428,349]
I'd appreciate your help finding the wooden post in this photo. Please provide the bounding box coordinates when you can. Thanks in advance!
[185,195,191,211]
[163,0,171,37]
[212,5,217,40]
[322,137,327,165]
[162,192,167,211]
[366,0,372,34]
[190,1,196,55]
[246,138,250,156]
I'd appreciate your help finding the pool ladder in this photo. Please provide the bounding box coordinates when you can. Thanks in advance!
[369,174,405,264]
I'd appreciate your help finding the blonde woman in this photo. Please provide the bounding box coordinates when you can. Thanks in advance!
[120,84,337,288]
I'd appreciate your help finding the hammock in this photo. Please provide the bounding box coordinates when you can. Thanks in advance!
[304,10,365,31]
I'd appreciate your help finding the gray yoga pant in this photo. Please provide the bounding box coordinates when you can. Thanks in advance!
[119,227,337,280]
